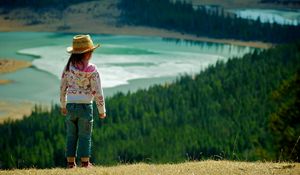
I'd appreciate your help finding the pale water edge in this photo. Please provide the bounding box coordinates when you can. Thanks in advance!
[228,9,300,26]
[0,32,256,105]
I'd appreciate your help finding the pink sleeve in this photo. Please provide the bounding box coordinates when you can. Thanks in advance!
[60,68,68,109]
[91,70,106,114]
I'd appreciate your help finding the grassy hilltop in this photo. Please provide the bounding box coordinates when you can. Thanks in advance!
[0,161,299,175]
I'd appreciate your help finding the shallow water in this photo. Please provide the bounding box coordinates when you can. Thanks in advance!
[0,32,255,104]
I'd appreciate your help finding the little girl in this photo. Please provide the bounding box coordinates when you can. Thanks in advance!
[60,34,106,168]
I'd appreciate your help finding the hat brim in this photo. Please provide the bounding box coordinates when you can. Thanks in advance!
[67,44,100,54]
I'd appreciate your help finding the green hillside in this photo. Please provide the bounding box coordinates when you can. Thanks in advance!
[0,42,299,169]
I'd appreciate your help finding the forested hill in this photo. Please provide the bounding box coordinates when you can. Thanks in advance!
[0,42,300,169]
[118,0,300,43]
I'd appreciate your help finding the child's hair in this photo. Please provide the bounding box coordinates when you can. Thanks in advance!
[66,53,85,71]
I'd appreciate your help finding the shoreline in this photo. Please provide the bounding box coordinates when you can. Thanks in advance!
[0,100,33,123]
[0,100,52,123]
[0,59,32,74]
[0,22,273,49]
[189,0,300,10]
[92,25,273,49]
[0,58,32,86]
[0,59,32,85]
[0,24,273,49]
[0,79,13,85]
[0,1,273,50]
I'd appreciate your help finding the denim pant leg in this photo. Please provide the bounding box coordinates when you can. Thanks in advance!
[77,104,93,158]
[65,104,78,157]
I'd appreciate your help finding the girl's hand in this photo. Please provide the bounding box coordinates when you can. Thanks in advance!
[99,113,106,119]
[61,108,67,116]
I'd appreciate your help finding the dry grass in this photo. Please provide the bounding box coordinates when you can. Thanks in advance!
[0,160,299,175]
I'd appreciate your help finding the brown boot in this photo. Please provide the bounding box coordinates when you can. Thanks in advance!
[81,161,93,168]
[67,162,77,169]
[67,157,77,169]
[81,157,92,168]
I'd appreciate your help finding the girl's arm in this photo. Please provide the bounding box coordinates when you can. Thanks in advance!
[60,69,68,111]
[91,70,106,116]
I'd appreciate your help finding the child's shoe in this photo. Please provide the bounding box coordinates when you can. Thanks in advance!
[67,162,77,169]
[81,161,93,168]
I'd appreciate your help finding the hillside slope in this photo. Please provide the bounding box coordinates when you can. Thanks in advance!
[0,161,299,175]
[0,42,300,169]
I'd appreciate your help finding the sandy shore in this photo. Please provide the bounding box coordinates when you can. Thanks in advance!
[0,100,53,123]
[0,59,32,85]
[0,60,35,121]
[0,79,13,85]
[0,59,32,74]
[0,100,33,123]
[0,0,274,49]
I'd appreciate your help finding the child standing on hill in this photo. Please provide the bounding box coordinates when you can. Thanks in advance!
[60,34,106,168]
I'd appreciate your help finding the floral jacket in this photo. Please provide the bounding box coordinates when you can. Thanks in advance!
[60,63,106,114]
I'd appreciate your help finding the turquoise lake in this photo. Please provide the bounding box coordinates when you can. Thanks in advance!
[0,32,256,104]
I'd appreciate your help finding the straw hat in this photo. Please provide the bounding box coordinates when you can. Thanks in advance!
[67,34,100,54]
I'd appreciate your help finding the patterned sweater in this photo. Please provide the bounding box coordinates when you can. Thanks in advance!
[60,63,106,114]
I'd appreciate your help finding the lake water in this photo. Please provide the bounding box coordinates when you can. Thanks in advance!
[0,32,256,104]
[228,9,300,26]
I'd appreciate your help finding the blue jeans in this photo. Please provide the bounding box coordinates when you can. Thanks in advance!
[65,103,93,158]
